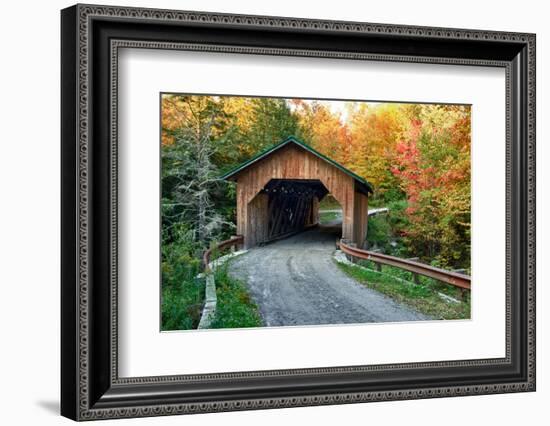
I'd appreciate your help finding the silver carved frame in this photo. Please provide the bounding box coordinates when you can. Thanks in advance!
[61,4,536,421]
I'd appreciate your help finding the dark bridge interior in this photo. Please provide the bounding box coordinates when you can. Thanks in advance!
[226,138,371,248]
[260,179,329,241]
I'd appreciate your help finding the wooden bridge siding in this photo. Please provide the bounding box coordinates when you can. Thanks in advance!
[309,196,320,226]
[235,144,364,248]
[353,187,369,249]
[246,192,269,248]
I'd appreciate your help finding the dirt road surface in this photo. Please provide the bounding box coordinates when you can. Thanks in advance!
[227,224,429,327]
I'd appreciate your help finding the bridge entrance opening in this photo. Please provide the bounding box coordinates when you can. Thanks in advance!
[318,194,343,226]
[260,179,329,242]
[246,177,351,247]
[223,137,373,249]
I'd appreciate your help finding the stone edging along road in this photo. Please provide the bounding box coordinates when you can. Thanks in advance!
[197,250,248,329]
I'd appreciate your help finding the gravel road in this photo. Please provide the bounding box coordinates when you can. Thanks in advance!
[227,224,429,327]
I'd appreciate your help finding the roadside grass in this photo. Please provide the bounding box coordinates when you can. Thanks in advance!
[336,259,470,320]
[162,240,262,330]
[161,262,204,331]
[319,210,340,223]
[208,263,263,329]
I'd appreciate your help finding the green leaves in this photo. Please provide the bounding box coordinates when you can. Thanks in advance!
[160,95,472,330]
[209,265,263,329]
[390,106,471,270]
[161,224,204,331]
[337,261,470,320]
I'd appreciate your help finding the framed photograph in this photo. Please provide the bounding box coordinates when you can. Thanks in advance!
[61,4,536,421]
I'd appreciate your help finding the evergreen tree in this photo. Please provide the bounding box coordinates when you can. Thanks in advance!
[247,98,301,151]
[161,96,232,245]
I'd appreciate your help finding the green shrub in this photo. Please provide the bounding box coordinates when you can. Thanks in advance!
[337,260,470,320]
[366,215,391,248]
[209,265,262,329]
[161,224,204,331]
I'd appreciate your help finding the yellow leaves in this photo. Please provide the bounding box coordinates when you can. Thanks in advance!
[161,95,191,146]
[293,101,349,163]
[222,97,255,133]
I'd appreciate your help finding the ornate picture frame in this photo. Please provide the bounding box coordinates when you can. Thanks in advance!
[61,4,535,421]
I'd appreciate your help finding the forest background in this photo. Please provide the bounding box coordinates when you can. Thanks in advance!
[160,94,471,330]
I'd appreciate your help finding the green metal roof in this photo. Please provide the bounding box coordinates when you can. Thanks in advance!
[220,136,374,194]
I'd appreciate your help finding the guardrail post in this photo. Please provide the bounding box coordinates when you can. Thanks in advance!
[230,235,239,252]
[234,235,245,251]
[407,258,420,284]
[339,240,471,291]
[371,249,382,271]
[340,239,351,261]
[345,241,359,263]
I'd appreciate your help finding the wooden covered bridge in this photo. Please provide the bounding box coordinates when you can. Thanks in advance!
[222,137,374,249]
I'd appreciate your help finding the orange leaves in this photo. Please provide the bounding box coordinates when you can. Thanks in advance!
[389,105,471,267]
[291,100,357,169]
[346,103,406,190]
[160,94,472,269]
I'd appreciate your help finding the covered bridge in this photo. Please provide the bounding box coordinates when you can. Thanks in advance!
[222,137,373,249]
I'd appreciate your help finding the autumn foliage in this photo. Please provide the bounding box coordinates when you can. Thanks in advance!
[161,95,471,270]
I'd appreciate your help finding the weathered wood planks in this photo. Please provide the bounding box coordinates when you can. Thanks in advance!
[230,143,369,248]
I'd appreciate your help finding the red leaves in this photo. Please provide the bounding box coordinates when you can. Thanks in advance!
[389,107,471,267]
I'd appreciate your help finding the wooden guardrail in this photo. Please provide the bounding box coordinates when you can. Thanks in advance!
[198,235,244,329]
[202,235,244,272]
[339,240,471,290]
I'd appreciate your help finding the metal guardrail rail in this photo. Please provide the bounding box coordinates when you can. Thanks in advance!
[339,240,471,290]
